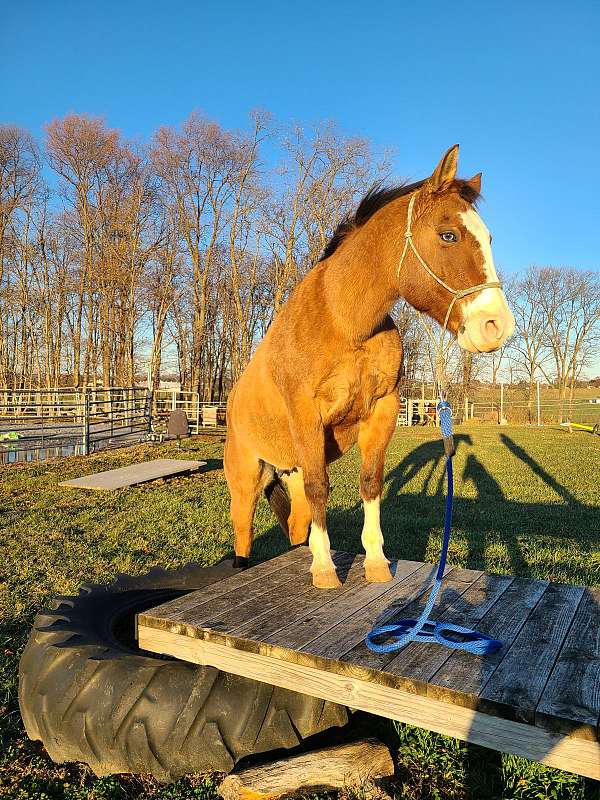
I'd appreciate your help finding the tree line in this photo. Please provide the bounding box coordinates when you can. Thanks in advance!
[1,114,599,400]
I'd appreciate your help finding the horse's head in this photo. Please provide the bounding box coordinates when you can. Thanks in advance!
[398,145,515,353]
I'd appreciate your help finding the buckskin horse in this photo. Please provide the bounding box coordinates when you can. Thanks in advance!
[224,145,515,588]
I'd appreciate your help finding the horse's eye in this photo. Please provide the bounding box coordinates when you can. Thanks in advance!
[440,231,458,243]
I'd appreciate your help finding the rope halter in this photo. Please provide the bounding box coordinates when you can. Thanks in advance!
[397,192,502,332]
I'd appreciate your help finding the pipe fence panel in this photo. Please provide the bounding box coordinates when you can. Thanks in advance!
[0,388,152,464]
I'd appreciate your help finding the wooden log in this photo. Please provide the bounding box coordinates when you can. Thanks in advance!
[218,738,394,800]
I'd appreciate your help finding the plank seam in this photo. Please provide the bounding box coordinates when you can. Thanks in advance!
[232,553,359,639]
[531,588,596,736]
[426,575,518,689]
[477,583,585,722]
[290,561,433,652]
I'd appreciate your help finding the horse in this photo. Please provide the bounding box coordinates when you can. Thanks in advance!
[224,145,515,589]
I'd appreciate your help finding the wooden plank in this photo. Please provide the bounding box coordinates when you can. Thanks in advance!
[139,547,311,622]
[338,568,484,687]
[176,551,356,634]
[59,458,205,490]
[224,552,370,639]
[428,576,550,707]
[383,572,514,690]
[223,553,420,641]
[136,626,600,781]
[536,587,600,740]
[233,554,371,641]
[477,582,585,725]
[265,559,427,651]
[298,562,439,661]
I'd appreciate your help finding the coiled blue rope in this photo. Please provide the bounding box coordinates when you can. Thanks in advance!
[365,400,502,657]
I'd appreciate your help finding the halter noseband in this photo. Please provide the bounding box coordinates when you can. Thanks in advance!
[397,192,502,332]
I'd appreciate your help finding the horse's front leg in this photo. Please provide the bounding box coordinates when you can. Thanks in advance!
[288,403,340,590]
[358,393,399,583]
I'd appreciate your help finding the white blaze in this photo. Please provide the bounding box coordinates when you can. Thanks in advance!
[458,208,510,326]
[459,208,498,283]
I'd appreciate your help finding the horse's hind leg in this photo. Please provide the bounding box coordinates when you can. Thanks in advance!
[358,393,399,583]
[224,437,265,568]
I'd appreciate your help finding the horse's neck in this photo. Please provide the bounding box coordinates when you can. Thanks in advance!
[323,226,399,343]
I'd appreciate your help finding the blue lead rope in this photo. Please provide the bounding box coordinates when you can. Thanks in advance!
[365,400,503,657]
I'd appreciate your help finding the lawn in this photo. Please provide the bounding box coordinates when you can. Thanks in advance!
[1,425,599,800]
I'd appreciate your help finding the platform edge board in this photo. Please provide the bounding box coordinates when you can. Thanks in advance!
[136,626,600,781]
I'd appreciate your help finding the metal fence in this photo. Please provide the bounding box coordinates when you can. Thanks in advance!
[152,389,227,432]
[400,383,600,427]
[0,388,151,464]
[2,383,598,463]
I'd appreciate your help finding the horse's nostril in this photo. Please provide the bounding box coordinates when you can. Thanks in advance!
[485,319,502,339]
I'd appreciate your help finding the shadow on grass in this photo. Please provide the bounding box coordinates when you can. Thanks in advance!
[240,433,600,797]
[198,458,223,473]
[320,433,599,582]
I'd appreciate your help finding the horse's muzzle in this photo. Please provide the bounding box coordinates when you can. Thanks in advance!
[457,290,516,353]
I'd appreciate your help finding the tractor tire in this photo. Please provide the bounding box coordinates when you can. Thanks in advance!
[18,561,348,782]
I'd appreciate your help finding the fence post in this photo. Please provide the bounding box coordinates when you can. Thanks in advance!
[500,383,504,424]
[195,392,200,434]
[147,390,153,434]
[407,398,413,427]
[537,381,541,426]
[464,395,469,424]
[82,390,90,456]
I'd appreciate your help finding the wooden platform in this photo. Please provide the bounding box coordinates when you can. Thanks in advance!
[60,458,205,490]
[137,548,600,779]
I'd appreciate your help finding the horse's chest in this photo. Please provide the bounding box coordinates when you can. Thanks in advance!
[317,347,400,426]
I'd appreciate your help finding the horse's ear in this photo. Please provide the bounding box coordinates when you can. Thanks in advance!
[427,144,459,193]
[465,172,482,194]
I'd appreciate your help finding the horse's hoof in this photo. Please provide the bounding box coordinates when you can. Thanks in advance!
[365,561,393,583]
[312,570,342,590]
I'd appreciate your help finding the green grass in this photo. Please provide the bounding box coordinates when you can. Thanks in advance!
[1,426,599,799]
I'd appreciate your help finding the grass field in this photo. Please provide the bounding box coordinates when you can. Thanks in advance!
[1,425,599,799]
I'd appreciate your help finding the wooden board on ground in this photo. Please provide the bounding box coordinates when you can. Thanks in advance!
[59,458,205,490]
[137,548,600,780]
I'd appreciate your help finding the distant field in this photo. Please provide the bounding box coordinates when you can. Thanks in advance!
[1,426,599,799]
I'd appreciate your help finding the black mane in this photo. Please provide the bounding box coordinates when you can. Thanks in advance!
[319,177,480,262]
[319,180,424,262]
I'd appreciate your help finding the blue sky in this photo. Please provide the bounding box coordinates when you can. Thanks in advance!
[2,0,599,277]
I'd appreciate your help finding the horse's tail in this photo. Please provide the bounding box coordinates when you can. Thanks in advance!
[264,474,290,538]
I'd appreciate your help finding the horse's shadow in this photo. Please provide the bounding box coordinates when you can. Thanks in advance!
[243,433,599,796]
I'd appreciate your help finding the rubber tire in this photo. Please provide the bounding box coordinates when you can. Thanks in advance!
[18,561,348,782]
